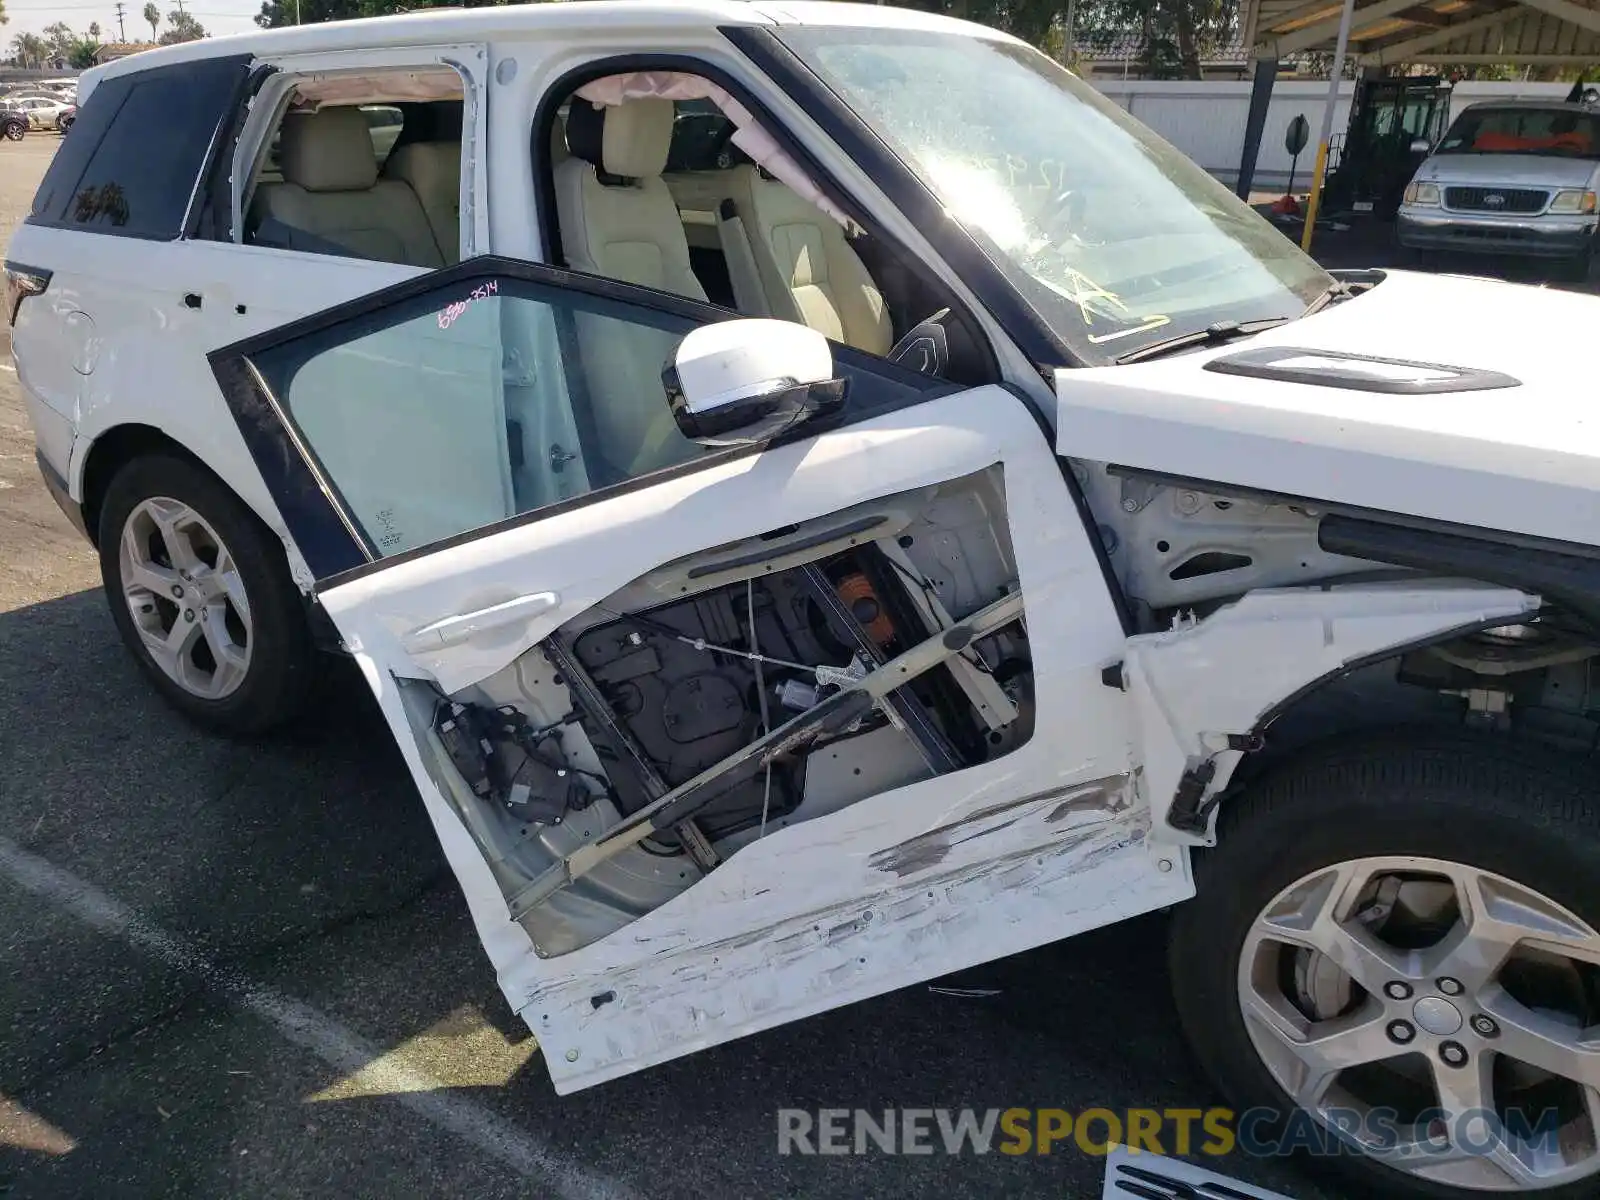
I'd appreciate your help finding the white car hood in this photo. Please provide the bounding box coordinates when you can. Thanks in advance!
[1057,269,1600,547]
[1415,152,1598,189]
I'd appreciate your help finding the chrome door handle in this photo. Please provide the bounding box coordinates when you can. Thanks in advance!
[401,591,559,653]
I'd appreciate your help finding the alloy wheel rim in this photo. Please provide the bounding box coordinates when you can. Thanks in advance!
[118,497,252,701]
[1238,855,1600,1191]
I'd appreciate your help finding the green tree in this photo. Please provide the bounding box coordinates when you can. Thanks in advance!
[67,35,100,68]
[158,8,207,42]
[41,19,74,63]
[88,20,100,37]
[1,0,10,27]
[144,1,161,38]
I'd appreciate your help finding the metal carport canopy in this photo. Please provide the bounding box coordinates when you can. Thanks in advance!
[1231,0,1600,200]
[1251,0,1600,67]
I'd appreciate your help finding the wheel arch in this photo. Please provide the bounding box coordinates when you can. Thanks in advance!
[1214,605,1595,829]
[77,423,210,548]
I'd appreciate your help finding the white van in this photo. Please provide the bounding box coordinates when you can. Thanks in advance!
[9,7,1600,1196]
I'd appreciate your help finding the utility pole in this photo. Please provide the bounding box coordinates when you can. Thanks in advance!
[1300,0,1356,253]
[114,0,127,40]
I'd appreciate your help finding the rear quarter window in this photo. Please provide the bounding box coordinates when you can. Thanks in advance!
[28,54,251,240]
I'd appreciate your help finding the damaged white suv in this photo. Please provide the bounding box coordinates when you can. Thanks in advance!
[10,6,1600,1196]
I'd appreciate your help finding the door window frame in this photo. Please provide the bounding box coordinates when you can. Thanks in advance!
[209,254,964,588]
[529,49,1001,386]
[223,43,489,258]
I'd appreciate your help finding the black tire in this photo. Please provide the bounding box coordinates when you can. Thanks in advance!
[3,121,23,142]
[1169,731,1600,1200]
[97,453,314,735]
[1555,248,1593,285]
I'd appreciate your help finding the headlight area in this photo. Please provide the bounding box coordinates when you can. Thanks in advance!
[1403,180,1440,207]
[1550,189,1598,214]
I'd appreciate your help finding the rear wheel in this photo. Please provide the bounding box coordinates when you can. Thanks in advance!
[3,120,23,142]
[98,454,314,734]
[1170,733,1600,1198]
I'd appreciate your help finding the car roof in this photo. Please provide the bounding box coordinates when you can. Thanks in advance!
[81,0,1008,96]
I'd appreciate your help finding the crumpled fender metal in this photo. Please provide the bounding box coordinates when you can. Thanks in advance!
[1122,581,1540,847]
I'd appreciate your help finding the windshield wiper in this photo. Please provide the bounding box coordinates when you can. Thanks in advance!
[1114,316,1291,365]
[1300,278,1355,317]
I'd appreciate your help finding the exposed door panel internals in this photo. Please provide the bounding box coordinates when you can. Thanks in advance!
[797,559,962,773]
[506,587,1026,918]
[875,539,1018,731]
[539,633,721,873]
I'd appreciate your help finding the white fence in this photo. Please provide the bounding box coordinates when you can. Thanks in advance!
[1089,78,1574,191]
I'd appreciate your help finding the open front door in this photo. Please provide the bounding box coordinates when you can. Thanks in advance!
[211,257,1186,1092]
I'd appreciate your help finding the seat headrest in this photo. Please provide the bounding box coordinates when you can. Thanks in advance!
[564,98,673,180]
[280,107,379,193]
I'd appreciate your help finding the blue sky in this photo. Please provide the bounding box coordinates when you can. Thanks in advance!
[6,0,262,44]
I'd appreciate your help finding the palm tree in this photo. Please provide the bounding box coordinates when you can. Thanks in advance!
[144,0,160,39]
[9,31,46,66]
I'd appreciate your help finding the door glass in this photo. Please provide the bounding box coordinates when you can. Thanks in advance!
[245,275,706,559]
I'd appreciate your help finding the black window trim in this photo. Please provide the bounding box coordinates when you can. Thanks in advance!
[208,253,966,592]
[528,48,1001,386]
[191,59,278,242]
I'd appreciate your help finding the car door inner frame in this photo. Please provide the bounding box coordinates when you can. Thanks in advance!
[507,586,1026,918]
[206,255,963,588]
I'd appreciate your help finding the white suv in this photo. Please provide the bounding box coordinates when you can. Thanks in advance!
[10,8,1600,1195]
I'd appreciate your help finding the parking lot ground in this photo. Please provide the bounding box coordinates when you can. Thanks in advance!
[2,138,1573,1200]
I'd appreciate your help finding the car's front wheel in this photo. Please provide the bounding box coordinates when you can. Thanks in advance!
[98,454,314,735]
[1170,732,1600,1199]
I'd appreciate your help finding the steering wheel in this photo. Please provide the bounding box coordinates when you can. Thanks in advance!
[709,122,740,171]
[1039,188,1094,246]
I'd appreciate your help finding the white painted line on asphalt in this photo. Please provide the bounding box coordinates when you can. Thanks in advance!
[0,363,16,373]
[0,835,634,1200]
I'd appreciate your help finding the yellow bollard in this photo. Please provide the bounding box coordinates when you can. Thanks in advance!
[1300,141,1329,254]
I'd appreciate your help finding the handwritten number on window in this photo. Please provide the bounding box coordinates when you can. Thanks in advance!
[437,279,498,330]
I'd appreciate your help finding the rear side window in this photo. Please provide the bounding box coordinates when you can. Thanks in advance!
[28,54,251,240]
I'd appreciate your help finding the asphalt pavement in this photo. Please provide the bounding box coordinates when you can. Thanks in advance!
[6,134,1577,1200]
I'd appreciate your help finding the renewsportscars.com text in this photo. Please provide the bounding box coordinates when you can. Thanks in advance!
[775,1106,1560,1158]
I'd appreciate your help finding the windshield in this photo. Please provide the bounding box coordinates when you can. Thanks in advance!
[1436,106,1600,159]
[775,28,1330,363]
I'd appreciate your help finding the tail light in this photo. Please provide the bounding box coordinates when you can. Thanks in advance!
[4,262,50,327]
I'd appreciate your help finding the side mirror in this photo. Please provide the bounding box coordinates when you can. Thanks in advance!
[663,319,847,448]
[1409,138,1432,155]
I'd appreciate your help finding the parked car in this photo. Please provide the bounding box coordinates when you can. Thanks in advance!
[57,104,76,134]
[0,104,26,142]
[1398,99,1600,278]
[6,93,75,131]
[9,10,1600,1197]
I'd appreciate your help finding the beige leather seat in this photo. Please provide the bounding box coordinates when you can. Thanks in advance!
[382,141,461,265]
[553,99,706,479]
[720,164,892,356]
[553,98,705,301]
[248,107,445,268]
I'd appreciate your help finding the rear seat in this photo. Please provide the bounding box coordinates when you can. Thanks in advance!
[248,107,445,267]
[381,141,461,265]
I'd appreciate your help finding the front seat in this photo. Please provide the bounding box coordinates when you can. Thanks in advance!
[382,141,462,265]
[553,98,706,301]
[553,99,706,479]
[720,164,892,356]
[248,107,445,267]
